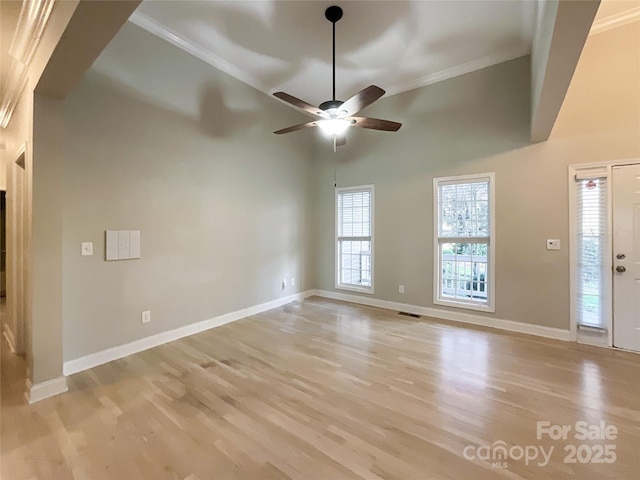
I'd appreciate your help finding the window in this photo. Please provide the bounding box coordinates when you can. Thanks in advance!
[336,185,374,293]
[434,173,495,312]
[575,171,609,329]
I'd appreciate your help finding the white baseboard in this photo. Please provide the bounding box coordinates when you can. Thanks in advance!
[63,288,572,378]
[25,376,68,404]
[2,323,16,353]
[63,291,315,376]
[311,289,572,341]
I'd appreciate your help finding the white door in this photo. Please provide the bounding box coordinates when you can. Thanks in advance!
[612,164,640,351]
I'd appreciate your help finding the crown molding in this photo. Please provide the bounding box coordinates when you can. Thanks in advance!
[590,6,640,35]
[0,62,28,129]
[0,0,55,128]
[130,12,530,101]
[9,0,55,65]
[384,45,531,97]
[129,11,269,94]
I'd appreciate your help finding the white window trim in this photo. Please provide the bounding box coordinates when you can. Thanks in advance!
[335,185,375,295]
[568,158,640,346]
[433,172,496,313]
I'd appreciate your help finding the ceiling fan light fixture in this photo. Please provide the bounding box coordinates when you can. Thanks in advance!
[272,5,401,144]
[318,118,351,135]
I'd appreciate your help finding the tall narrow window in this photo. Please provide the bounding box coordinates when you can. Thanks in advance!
[575,172,609,329]
[336,185,374,293]
[434,173,495,312]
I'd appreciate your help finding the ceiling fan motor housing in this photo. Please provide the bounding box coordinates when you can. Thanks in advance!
[319,100,347,117]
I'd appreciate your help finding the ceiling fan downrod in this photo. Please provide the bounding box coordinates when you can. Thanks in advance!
[325,6,343,102]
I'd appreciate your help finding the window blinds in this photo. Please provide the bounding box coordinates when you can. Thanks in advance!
[338,190,371,238]
[337,188,373,289]
[576,175,609,328]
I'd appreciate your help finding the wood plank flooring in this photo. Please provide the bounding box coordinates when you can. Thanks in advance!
[1,297,639,479]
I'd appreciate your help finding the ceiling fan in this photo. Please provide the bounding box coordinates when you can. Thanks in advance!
[273,5,401,148]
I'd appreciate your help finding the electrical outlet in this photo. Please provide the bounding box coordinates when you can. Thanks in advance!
[281,279,287,290]
[81,242,93,256]
[141,311,151,324]
[291,277,295,287]
[546,239,561,250]
[399,285,405,294]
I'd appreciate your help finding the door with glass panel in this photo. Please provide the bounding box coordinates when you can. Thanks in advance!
[612,164,640,352]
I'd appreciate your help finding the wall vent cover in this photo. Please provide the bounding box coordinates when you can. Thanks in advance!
[398,311,421,319]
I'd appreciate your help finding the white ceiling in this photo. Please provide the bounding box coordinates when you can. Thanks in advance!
[131,0,534,106]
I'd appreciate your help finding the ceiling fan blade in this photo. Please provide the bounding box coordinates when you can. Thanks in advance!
[350,116,402,132]
[340,85,385,117]
[336,133,347,147]
[273,92,326,118]
[274,121,318,135]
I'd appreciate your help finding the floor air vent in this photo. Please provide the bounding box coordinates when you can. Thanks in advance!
[398,311,421,319]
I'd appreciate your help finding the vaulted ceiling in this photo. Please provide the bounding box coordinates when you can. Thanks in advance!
[131,0,535,105]
[1,0,637,141]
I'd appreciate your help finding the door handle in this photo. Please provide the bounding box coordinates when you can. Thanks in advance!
[616,253,626,260]
[616,265,626,273]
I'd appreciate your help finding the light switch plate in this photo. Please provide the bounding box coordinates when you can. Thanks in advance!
[129,230,141,259]
[118,230,130,260]
[81,242,93,256]
[105,230,141,261]
[105,231,119,260]
[547,239,561,250]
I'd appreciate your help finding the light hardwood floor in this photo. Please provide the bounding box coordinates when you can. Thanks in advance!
[1,297,639,479]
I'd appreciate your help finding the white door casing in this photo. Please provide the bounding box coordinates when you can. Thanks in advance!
[612,164,640,352]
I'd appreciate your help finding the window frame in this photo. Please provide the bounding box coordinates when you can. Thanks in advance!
[433,173,496,313]
[573,170,610,331]
[335,185,375,294]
